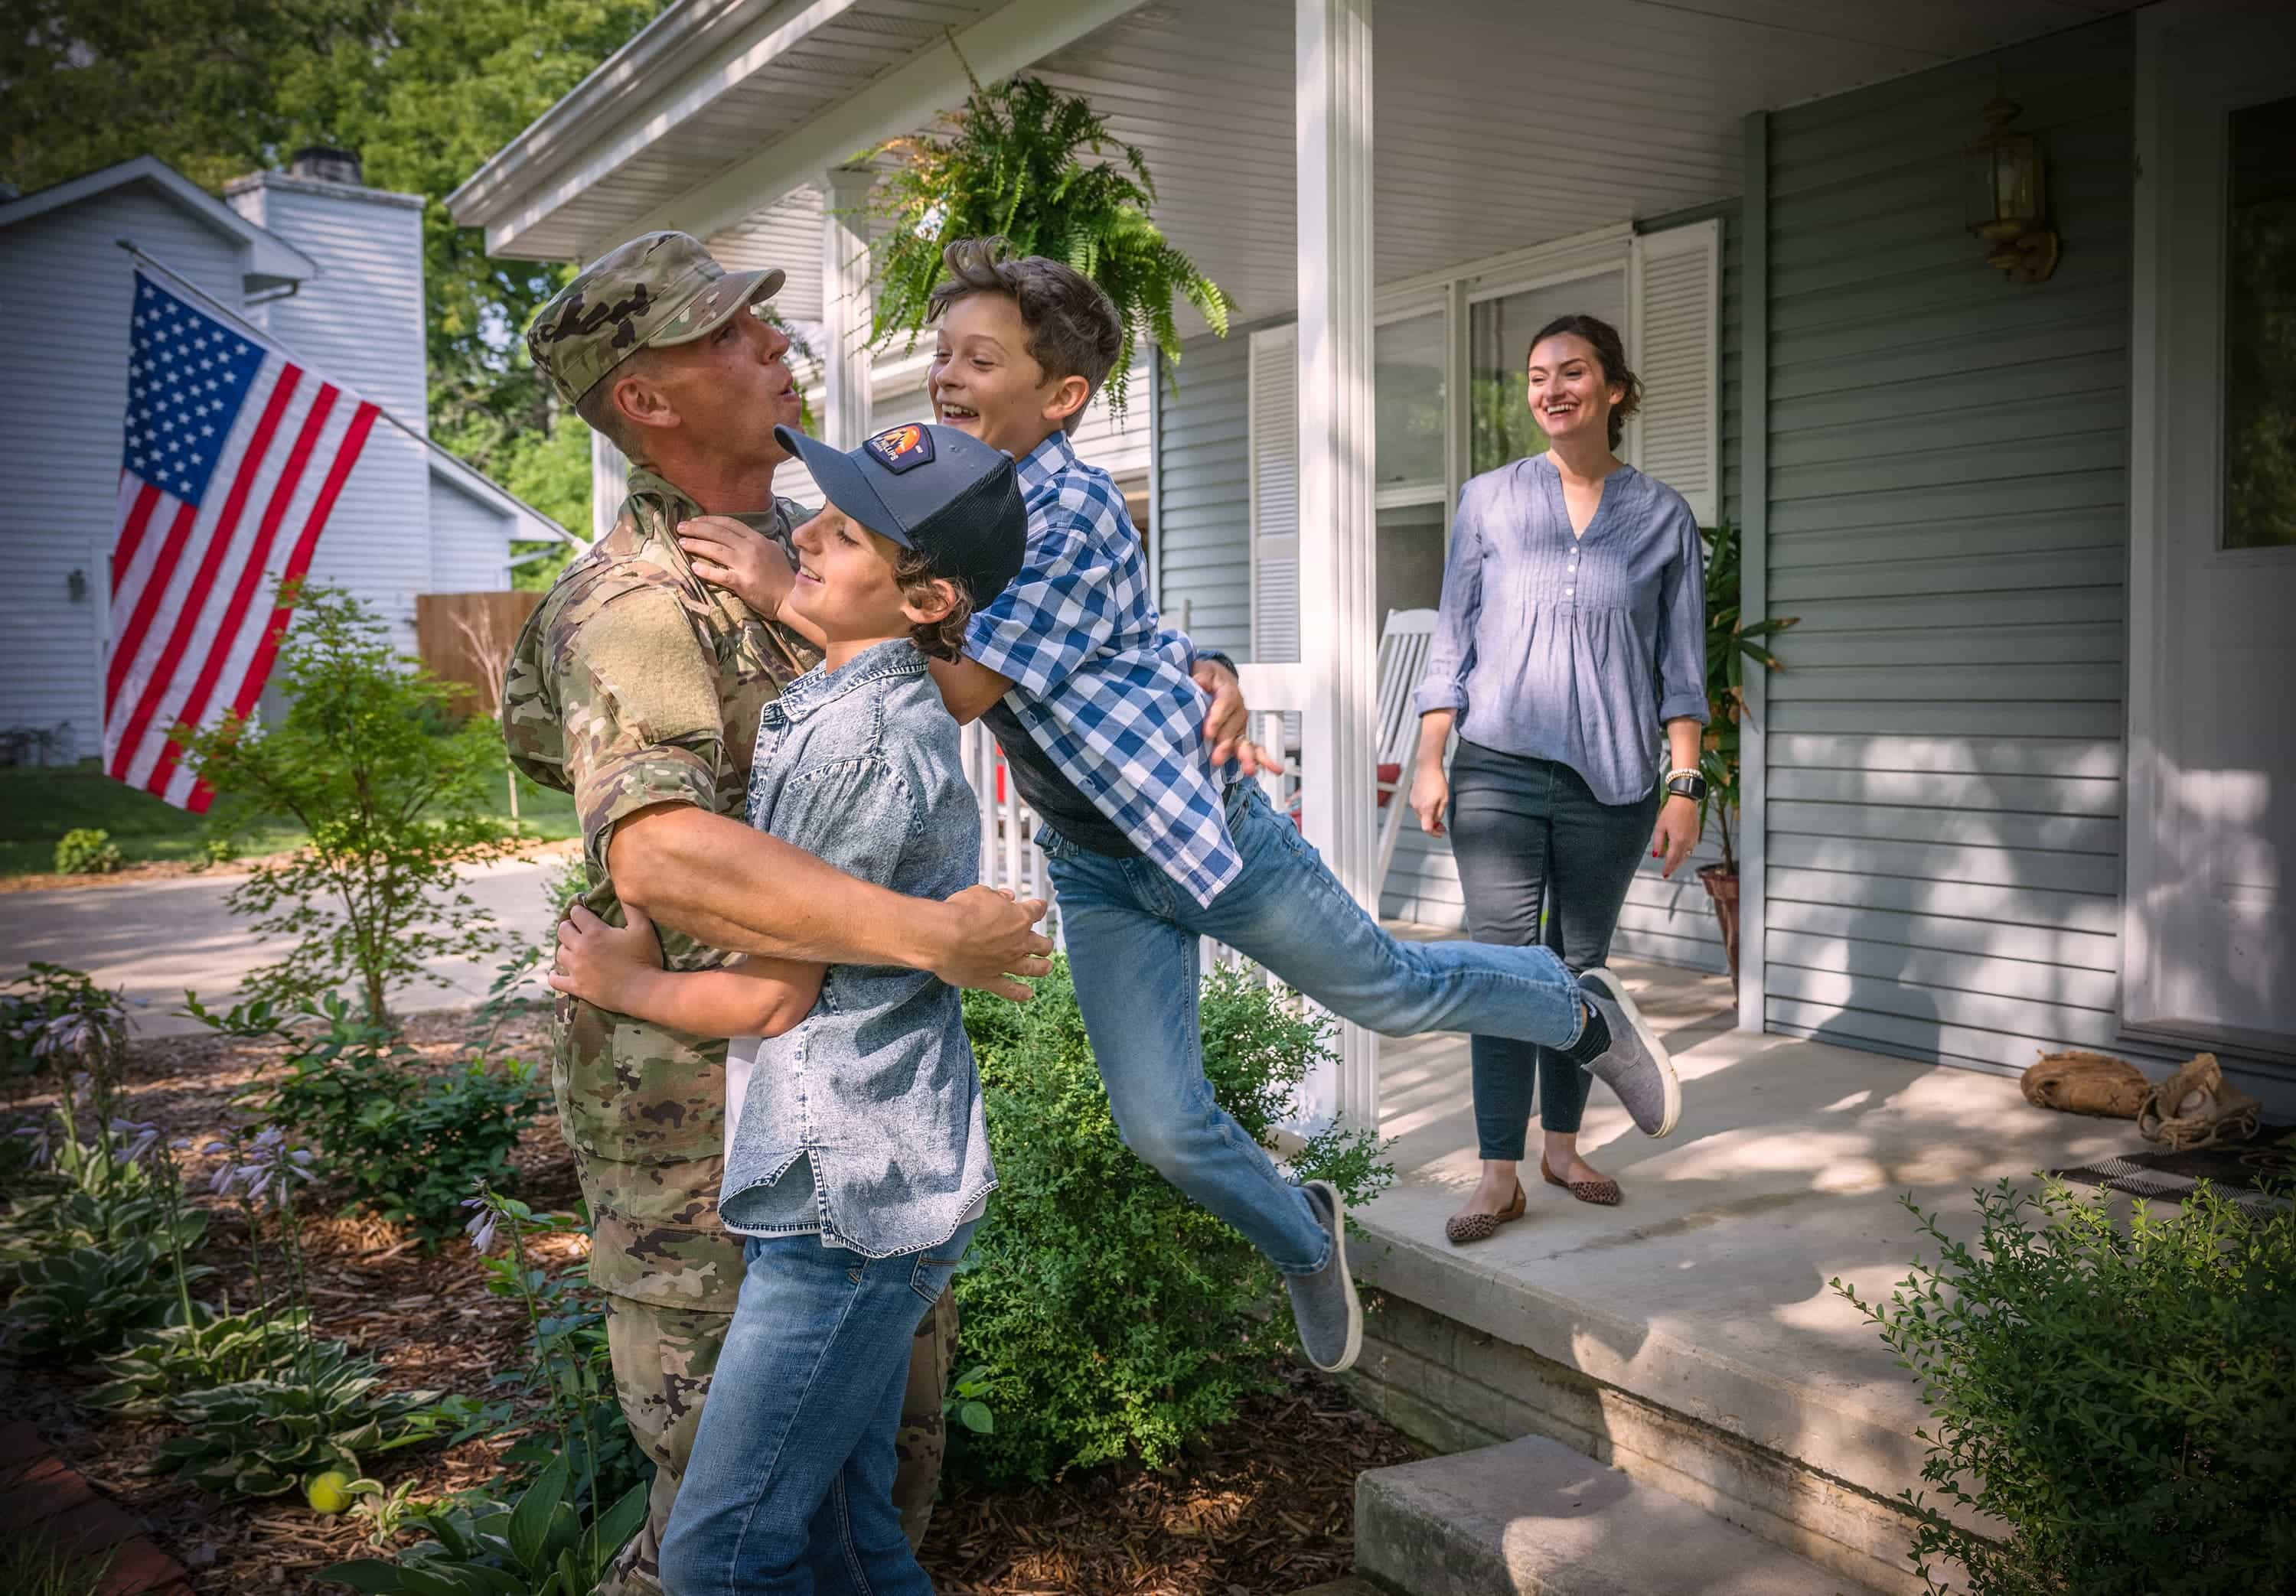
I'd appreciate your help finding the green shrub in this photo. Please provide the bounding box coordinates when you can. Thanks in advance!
[197,993,546,1242]
[952,957,1391,1483]
[52,828,122,875]
[1836,1177,2296,1596]
[172,583,514,1024]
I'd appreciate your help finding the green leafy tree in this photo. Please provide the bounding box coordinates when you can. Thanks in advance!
[174,583,514,1024]
[866,72,1231,415]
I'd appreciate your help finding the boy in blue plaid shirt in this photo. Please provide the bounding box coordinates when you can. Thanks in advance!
[687,240,1683,1376]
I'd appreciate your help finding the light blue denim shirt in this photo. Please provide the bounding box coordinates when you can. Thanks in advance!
[720,638,994,1259]
[1414,454,1709,806]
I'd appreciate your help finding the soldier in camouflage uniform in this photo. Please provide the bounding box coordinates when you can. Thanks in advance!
[504,233,1045,1596]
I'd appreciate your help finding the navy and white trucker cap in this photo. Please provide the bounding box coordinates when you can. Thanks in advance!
[773,422,1028,606]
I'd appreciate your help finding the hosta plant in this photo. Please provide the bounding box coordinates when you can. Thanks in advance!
[146,1340,442,1499]
[320,1453,649,1596]
[90,1301,318,1416]
[2,1239,211,1362]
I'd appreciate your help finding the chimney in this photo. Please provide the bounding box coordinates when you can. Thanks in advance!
[288,145,364,187]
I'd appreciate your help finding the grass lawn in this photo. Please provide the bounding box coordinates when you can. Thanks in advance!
[0,759,577,878]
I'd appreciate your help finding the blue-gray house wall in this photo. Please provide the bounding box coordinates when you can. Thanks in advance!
[1751,13,2143,1080]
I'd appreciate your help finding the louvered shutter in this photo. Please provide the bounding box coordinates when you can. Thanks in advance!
[1626,219,1721,526]
[1248,323,1300,663]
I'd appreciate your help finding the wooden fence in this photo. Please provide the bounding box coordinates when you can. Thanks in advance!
[415,591,541,718]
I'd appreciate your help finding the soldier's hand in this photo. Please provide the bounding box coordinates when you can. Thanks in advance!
[549,903,664,1010]
[932,885,1054,1002]
[680,516,794,618]
[1191,656,1285,778]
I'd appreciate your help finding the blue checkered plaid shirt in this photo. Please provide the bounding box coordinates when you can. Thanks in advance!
[964,430,1243,907]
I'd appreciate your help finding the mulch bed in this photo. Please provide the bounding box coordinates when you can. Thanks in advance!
[2,1008,1420,1594]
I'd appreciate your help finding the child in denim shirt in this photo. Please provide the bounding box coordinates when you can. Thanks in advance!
[551,421,1026,1596]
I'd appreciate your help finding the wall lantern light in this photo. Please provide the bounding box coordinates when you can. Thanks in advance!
[1964,95,2060,283]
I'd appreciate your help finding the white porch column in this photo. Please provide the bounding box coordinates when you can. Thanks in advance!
[1296,0,1379,1131]
[820,166,876,449]
[589,427,628,541]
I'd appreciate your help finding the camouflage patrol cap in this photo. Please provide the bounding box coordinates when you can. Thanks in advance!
[527,231,787,407]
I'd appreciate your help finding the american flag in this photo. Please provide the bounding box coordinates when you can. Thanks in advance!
[104,272,380,812]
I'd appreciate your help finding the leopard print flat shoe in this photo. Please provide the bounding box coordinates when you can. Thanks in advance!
[1541,1155,1621,1207]
[1443,1184,1526,1245]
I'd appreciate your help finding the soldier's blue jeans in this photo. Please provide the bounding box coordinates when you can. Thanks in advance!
[657,1220,977,1596]
[1039,783,1588,1276]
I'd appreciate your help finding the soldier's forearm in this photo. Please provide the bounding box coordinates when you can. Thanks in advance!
[610,804,954,970]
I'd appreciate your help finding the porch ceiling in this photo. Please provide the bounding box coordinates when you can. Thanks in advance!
[463,0,2140,318]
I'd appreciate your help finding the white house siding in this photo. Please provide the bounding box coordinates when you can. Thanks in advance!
[1152,327,1254,656]
[1755,17,2139,1075]
[427,474,514,592]
[227,177,435,652]
[0,184,249,759]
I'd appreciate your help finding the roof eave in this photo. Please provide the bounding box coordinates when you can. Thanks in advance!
[0,155,321,291]
[444,0,767,233]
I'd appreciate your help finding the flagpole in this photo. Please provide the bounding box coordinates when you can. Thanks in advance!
[115,236,583,548]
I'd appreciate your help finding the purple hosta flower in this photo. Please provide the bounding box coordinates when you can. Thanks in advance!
[110,1118,161,1165]
[10,1115,57,1170]
[464,1207,500,1256]
[225,1128,318,1207]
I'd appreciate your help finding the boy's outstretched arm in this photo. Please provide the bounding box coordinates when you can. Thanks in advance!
[550,904,824,1037]
[928,656,1016,725]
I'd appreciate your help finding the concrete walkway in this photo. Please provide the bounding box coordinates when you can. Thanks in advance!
[0,852,569,1035]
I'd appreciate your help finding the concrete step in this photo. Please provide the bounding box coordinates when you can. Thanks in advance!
[1355,1434,1880,1596]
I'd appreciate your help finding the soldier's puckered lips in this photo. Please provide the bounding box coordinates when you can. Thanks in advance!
[525,230,788,408]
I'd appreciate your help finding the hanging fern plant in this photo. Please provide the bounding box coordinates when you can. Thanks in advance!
[863,71,1232,416]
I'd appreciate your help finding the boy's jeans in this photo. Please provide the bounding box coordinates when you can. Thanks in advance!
[1039,783,1587,1276]
[657,1220,978,1596]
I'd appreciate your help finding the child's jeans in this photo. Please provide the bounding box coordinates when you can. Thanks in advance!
[657,1220,979,1596]
[1038,782,1587,1277]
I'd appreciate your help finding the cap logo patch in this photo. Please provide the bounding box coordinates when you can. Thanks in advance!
[865,424,934,473]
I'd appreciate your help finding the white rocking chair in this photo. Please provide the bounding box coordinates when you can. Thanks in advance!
[1371,608,1440,903]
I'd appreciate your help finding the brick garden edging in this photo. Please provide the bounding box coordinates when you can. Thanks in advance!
[0,1419,194,1594]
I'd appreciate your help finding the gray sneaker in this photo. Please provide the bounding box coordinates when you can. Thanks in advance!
[1577,968,1681,1138]
[1285,1181,1362,1374]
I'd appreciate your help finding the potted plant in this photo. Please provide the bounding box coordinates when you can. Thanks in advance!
[1694,523,1794,991]
[861,69,1231,415]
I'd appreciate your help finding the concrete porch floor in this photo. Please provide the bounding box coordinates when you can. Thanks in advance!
[1343,956,2150,1572]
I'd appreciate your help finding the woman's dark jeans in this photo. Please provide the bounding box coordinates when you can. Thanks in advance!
[1447,741,1662,1155]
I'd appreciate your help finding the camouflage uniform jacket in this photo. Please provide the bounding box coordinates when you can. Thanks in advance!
[502,467,817,1310]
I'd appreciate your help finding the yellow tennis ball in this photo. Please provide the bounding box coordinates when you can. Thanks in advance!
[305,1471,354,1514]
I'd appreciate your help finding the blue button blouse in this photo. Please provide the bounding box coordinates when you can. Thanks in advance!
[1413,454,1709,806]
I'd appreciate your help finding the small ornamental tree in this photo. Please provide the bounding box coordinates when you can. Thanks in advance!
[175,582,514,1025]
[864,70,1231,415]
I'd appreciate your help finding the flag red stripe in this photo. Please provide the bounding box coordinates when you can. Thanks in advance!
[143,385,341,796]
[103,497,201,761]
[109,480,164,608]
[217,399,381,725]
[106,364,304,712]
[190,399,378,815]
[112,369,305,790]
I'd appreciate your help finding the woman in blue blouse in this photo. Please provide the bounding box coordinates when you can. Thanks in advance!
[1409,314,1708,1243]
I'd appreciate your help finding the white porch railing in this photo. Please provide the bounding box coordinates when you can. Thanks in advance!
[955,667,1340,1137]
